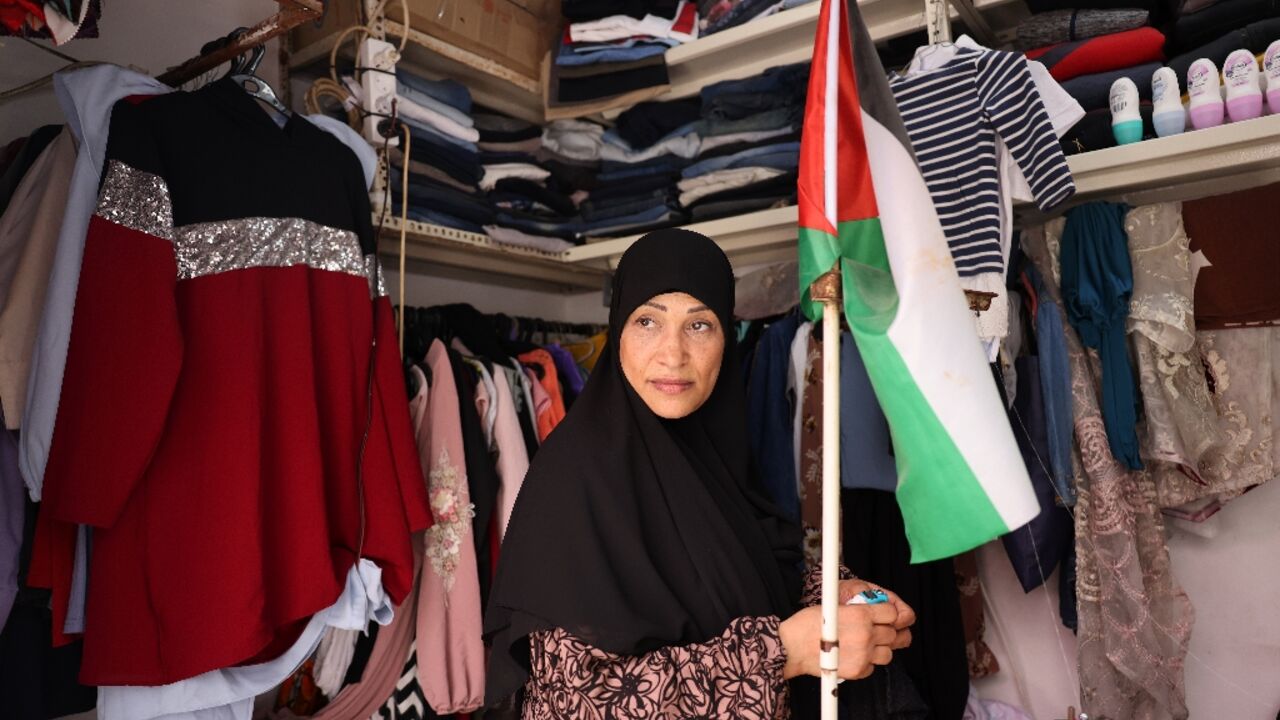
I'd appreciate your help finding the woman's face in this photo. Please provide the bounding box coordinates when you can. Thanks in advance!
[619,291,725,419]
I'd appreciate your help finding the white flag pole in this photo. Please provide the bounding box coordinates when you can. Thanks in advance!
[810,268,843,720]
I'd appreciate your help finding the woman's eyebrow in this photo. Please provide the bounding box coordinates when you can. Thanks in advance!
[644,301,668,311]
[687,305,709,314]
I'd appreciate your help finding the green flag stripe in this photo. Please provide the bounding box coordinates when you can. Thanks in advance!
[799,219,1012,562]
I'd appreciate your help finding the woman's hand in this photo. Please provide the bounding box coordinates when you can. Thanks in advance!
[778,604,900,681]
[838,579,915,649]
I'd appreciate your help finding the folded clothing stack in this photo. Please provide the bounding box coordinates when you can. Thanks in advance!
[551,0,697,106]
[389,71,488,230]
[676,62,806,221]
[476,114,582,249]
[1013,7,1167,154]
[698,0,816,37]
[580,107,700,238]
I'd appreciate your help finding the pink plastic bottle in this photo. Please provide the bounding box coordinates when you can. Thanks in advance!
[1223,49,1263,122]
[1187,59,1225,129]
[1265,40,1280,114]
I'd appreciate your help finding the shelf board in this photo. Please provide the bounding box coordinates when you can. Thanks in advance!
[377,216,605,292]
[564,205,802,271]
[590,0,1018,120]
[1070,113,1280,200]
[567,117,1280,272]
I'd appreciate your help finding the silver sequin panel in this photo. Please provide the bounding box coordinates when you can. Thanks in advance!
[97,161,372,284]
[97,160,174,240]
[364,255,388,298]
[174,217,365,282]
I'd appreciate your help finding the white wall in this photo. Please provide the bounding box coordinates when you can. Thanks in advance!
[0,0,283,144]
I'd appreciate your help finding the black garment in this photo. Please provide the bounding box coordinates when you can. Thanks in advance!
[536,152,601,191]
[1168,17,1280,80]
[590,172,682,202]
[0,124,61,217]
[561,0,680,21]
[691,194,791,222]
[473,113,541,143]
[554,59,671,103]
[0,500,96,720]
[1060,103,1156,155]
[493,178,578,217]
[615,97,703,149]
[404,126,483,188]
[342,621,380,686]
[1168,0,1279,55]
[484,229,803,708]
[450,351,500,607]
[388,170,496,226]
[842,489,969,720]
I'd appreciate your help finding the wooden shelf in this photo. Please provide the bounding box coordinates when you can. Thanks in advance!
[377,216,605,292]
[588,0,1021,120]
[564,205,802,271]
[565,117,1280,273]
[1020,113,1280,217]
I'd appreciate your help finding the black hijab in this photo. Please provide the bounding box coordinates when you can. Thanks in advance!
[483,228,803,707]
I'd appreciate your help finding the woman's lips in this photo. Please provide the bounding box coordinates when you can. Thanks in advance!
[650,379,694,395]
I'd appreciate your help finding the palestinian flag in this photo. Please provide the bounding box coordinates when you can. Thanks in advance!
[797,0,1038,562]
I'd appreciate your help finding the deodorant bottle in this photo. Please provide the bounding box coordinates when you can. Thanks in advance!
[1110,77,1143,144]
[1187,58,1225,129]
[1223,49,1263,122]
[1152,67,1186,137]
[1265,40,1280,114]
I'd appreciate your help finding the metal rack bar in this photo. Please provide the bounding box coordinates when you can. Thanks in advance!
[158,0,323,87]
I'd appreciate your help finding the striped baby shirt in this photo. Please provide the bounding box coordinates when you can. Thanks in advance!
[889,47,1074,281]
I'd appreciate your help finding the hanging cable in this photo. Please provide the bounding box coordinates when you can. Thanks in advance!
[398,120,410,356]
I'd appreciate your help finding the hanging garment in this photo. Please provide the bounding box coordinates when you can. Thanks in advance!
[1124,203,1223,494]
[311,627,359,701]
[305,553,422,720]
[0,130,74,429]
[0,125,61,217]
[840,332,899,494]
[952,552,999,680]
[1058,203,1143,470]
[449,351,500,608]
[410,352,485,715]
[0,412,18,628]
[1184,182,1280,329]
[999,357,1073,593]
[37,77,432,686]
[746,312,802,520]
[20,64,170,502]
[1024,263,1077,506]
[1023,220,1192,720]
[519,349,568,440]
[490,369,531,541]
[843,489,970,720]
[97,560,393,720]
[889,47,1074,348]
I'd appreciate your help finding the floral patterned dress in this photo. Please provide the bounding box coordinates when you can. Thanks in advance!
[520,567,842,719]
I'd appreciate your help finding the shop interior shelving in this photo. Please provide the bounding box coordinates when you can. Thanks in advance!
[378,114,1280,285]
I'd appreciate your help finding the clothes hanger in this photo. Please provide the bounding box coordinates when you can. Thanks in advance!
[228,39,290,119]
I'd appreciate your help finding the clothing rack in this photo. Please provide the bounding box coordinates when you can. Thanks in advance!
[157,0,323,87]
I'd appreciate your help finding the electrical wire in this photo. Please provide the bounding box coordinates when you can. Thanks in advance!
[397,121,410,356]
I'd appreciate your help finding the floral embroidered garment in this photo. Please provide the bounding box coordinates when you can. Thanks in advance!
[1024,221,1193,720]
[521,565,850,720]
[410,342,485,714]
[1122,203,1224,506]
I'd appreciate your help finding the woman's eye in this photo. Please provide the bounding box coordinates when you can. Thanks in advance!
[636,316,656,328]
[690,320,714,333]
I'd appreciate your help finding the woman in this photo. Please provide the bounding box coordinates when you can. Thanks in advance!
[485,229,915,718]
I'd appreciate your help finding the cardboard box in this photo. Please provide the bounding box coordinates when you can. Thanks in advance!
[292,0,557,81]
